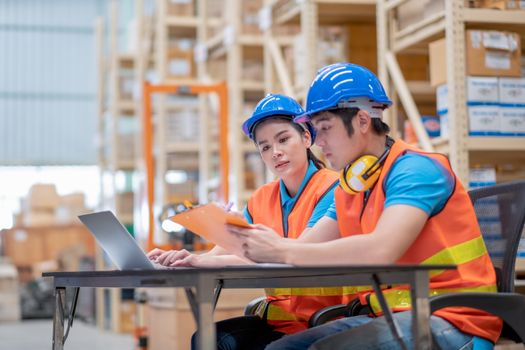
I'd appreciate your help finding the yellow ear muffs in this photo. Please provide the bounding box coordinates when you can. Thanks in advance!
[339,136,395,195]
[340,155,383,194]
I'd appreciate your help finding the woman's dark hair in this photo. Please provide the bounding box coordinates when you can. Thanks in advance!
[252,116,326,169]
[328,108,390,137]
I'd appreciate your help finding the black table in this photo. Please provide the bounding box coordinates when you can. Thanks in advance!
[44,264,454,350]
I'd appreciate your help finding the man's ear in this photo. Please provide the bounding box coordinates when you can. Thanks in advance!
[356,109,371,133]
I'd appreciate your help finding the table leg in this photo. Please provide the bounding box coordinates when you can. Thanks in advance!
[371,274,408,350]
[411,270,431,350]
[52,287,66,350]
[196,275,217,350]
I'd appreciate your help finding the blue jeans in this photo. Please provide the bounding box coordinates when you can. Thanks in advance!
[191,315,285,350]
[265,311,475,350]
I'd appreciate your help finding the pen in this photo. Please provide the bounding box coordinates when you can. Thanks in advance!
[225,202,233,212]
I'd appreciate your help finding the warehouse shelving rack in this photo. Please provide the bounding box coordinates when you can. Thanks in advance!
[95,0,152,333]
[196,0,270,206]
[261,0,377,101]
[376,0,525,185]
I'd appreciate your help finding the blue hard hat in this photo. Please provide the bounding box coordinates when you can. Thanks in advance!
[242,93,316,142]
[295,63,392,122]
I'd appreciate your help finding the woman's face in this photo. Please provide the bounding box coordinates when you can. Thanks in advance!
[254,119,311,180]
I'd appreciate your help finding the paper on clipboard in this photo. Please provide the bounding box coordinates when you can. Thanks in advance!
[168,203,251,257]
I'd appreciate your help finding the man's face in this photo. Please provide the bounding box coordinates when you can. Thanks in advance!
[311,111,362,170]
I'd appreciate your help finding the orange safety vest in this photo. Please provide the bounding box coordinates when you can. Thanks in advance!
[247,168,361,334]
[334,139,502,343]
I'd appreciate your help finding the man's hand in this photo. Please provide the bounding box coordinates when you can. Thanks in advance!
[227,224,288,263]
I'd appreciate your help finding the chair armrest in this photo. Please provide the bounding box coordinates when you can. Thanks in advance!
[244,296,266,316]
[430,292,525,343]
[308,304,347,328]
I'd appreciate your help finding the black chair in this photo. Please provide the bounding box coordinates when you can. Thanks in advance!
[309,180,525,344]
[430,180,525,343]
[244,296,266,316]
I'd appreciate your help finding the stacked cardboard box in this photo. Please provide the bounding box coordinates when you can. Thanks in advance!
[0,262,21,322]
[18,184,91,226]
[430,29,524,137]
[1,225,95,270]
[21,184,60,227]
[429,30,522,87]
[436,77,525,137]
[167,39,195,79]
[166,108,200,142]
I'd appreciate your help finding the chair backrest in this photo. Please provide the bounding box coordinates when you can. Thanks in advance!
[468,180,525,293]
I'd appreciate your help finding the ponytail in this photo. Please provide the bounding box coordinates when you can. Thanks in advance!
[307,149,326,169]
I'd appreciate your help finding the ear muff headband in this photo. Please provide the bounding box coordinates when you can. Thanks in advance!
[340,137,394,195]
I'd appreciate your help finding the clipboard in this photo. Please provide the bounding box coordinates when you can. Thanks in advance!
[168,203,252,257]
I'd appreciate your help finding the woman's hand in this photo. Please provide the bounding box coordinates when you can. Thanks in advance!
[148,249,192,266]
[146,248,166,260]
[227,224,287,263]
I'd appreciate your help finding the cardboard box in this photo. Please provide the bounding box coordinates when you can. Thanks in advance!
[429,39,447,87]
[167,0,194,16]
[1,225,95,268]
[167,47,195,79]
[500,105,525,135]
[468,104,500,135]
[146,288,264,350]
[466,30,521,77]
[23,210,57,227]
[439,112,449,138]
[466,76,499,103]
[0,292,21,322]
[25,184,60,210]
[429,30,522,86]
[0,263,19,292]
[499,77,525,105]
[436,84,448,113]
[119,300,136,333]
[166,108,199,141]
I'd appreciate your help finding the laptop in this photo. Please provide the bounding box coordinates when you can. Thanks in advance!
[79,211,164,270]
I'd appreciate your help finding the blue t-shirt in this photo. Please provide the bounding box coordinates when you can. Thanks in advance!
[325,152,455,220]
[244,160,336,236]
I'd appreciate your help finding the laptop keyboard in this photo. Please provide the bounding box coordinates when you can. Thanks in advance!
[152,261,181,270]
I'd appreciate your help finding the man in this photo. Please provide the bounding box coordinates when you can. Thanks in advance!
[227,63,501,349]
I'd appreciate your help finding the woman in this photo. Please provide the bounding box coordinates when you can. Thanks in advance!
[148,94,357,349]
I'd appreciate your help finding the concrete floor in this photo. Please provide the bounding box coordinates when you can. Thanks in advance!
[0,319,134,349]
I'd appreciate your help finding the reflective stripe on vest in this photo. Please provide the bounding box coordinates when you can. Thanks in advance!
[425,236,489,277]
[367,283,498,314]
[266,286,372,297]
